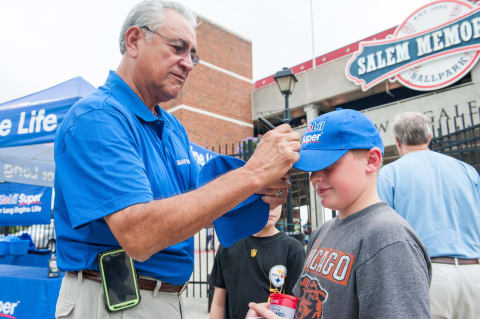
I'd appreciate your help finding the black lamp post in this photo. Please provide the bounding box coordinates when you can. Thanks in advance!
[274,67,298,124]
[274,67,298,233]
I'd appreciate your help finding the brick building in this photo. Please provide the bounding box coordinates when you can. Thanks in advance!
[162,16,254,148]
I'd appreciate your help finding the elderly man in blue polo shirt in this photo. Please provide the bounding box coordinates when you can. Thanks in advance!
[53,1,300,318]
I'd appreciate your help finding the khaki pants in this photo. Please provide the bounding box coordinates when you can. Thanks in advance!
[430,262,480,319]
[56,272,184,319]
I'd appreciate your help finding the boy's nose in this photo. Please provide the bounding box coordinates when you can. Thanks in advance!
[310,170,324,183]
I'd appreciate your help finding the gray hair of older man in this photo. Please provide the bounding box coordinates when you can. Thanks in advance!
[119,0,197,55]
[392,112,432,146]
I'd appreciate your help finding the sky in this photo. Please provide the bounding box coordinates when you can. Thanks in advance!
[0,0,432,104]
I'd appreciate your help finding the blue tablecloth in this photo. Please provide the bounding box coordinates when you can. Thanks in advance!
[0,252,51,267]
[0,265,63,318]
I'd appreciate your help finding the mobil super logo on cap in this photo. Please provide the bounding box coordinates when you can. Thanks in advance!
[302,120,326,144]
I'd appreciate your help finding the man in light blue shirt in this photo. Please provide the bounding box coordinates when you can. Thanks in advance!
[378,112,480,319]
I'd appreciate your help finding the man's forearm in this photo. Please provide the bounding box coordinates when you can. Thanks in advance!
[105,166,262,261]
[106,125,300,261]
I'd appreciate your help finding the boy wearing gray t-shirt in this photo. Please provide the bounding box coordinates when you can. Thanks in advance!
[247,109,431,319]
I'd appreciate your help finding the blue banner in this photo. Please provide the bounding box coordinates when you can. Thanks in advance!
[0,97,79,147]
[190,143,218,167]
[0,182,52,226]
[0,153,54,187]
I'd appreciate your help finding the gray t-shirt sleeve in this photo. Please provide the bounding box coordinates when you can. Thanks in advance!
[356,240,431,319]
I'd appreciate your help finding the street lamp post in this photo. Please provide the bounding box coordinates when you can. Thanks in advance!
[274,67,298,233]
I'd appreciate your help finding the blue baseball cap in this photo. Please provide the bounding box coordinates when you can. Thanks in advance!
[197,155,269,248]
[293,108,384,172]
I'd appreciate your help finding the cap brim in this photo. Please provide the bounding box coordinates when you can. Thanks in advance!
[197,155,246,186]
[197,155,270,247]
[214,195,269,248]
[293,149,348,172]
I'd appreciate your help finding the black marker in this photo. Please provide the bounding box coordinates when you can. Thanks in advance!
[258,117,275,130]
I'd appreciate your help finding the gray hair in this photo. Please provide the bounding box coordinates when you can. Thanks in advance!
[392,112,432,145]
[119,0,197,55]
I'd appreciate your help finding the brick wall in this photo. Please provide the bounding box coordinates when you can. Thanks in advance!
[173,108,253,149]
[163,17,253,148]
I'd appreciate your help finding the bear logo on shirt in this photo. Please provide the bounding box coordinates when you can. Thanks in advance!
[295,274,327,319]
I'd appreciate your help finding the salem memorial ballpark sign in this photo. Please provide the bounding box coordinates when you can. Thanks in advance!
[346,0,480,91]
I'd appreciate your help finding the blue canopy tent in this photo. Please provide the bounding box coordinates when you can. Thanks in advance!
[0,77,97,231]
[0,77,97,187]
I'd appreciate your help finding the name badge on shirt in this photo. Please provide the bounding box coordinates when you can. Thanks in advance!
[176,158,190,166]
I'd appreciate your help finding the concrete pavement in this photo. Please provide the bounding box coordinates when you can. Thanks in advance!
[183,297,210,319]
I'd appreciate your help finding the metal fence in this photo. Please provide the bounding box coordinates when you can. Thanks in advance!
[0,223,55,250]
[430,121,480,173]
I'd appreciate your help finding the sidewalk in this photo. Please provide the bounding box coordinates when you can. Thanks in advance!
[183,297,210,319]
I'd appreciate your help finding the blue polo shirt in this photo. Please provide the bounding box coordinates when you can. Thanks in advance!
[53,71,199,284]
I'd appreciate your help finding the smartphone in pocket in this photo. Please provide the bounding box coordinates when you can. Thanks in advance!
[98,248,141,312]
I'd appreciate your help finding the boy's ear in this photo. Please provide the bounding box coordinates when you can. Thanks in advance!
[365,148,382,173]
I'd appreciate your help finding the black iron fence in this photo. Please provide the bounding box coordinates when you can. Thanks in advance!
[431,121,480,173]
[0,223,56,250]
